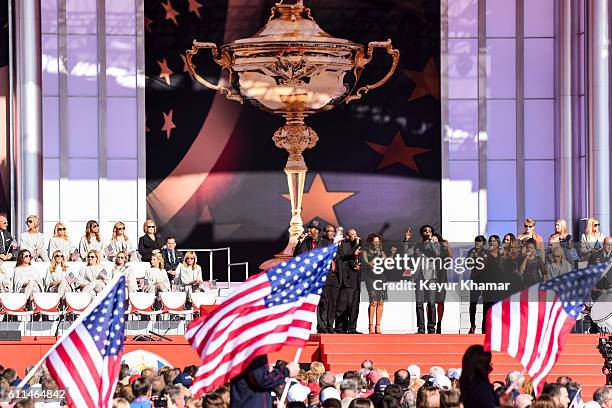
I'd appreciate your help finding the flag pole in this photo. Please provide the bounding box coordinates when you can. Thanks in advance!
[279,347,303,406]
[17,272,126,387]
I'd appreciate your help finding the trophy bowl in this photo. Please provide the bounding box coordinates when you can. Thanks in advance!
[186,1,399,167]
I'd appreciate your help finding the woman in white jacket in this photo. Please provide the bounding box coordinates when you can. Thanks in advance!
[177,251,205,298]
[79,250,109,296]
[47,223,77,260]
[78,220,105,261]
[14,250,44,301]
[19,215,48,261]
[106,222,137,261]
[45,250,72,298]
[145,253,170,296]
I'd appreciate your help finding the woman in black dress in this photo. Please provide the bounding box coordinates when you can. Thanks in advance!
[481,235,502,333]
[520,238,548,286]
[362,233,396,334]
[459,345,498,408]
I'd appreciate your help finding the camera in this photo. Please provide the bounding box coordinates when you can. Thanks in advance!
[597,336,612,385]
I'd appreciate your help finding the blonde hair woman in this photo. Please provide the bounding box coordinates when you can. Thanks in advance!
[546,246,572,279]
[106,222,136,261]
[138,219,163,263]
[113,250,137,293]
[177,251,205,297]
[45,250,72,298]
[47,223,77,260]
[13,249,43,302]
[19,215,48,261]
[581,217,604,253]
[78,220,104,260]
[145,253,170,296]
[79,250,109,296]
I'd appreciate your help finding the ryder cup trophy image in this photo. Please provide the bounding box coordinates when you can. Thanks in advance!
[185,0,399,268]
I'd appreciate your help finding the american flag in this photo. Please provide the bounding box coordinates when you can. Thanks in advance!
[36,275,126,407]
[484,264,610,395]
[65,271,77,286]
[185,245,337,397]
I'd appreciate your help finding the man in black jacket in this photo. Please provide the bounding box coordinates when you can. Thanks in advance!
[161,236,183,285]
[316,224,340,333]
[335,228,362,334]
[293,220,323,256]
[0,215,16,261]
[230,355,299,408]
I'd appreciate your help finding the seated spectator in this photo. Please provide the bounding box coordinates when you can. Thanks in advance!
[79,220,105,261]
[107,222,137,262]
[0,214,17,261]
[44,250,72,298]
[19,215,48,261]
[13,250,43,302]
[581,217,604,254]
[79,250,110,296]
[138,220,164,263]
[547,246,573,279]
[48,222,78,260]
[161,236,183,285]
[144,253,170,296]
[114,251,137,293]
[177,251,206,297]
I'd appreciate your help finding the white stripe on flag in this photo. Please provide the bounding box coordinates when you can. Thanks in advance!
[48,352,89,408]
[529,302,563,376]
[521,286,541,366]
[507,293,521,357]
[74,325,104,368]
[490,302,502,351]
[531,309,569,389]
[61,336,99,403]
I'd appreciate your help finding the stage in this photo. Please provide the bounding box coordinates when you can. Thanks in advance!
[3,334,605,396]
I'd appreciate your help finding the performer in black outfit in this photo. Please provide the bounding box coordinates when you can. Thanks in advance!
[414,225,438,334]
[293,220,322,256]
[316,224,339,333]
[335,228,362,334]
[467,235,487,334]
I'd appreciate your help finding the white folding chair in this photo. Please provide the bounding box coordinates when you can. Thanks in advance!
[33,293,62,319]
[65,292,92,315]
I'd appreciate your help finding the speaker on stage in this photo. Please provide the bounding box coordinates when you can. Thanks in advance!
[0,331,21,341]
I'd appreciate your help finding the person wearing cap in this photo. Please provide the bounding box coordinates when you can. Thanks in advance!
[287,382,312,404]
[320,386,342,403]
[294,219,323,256]
[230,354,299,408]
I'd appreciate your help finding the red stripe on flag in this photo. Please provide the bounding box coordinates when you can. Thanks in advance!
[500,299,511,351]
[53,345,97,407]
[69,332,102,386]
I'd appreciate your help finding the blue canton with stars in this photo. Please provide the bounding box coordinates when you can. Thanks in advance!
[265,245,338,308]
[82,275,126,357]
[540,263,609,319]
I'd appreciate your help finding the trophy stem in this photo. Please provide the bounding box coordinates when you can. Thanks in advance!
[259,118,318,270]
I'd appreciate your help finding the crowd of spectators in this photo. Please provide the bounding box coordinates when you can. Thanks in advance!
[0,345,610,407]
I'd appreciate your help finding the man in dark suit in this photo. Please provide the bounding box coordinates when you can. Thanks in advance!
[0,215,16,261]
[230,355,299,408]
[162,236,183,285]
[293,220,323,256]
[316,224,340,333]
[335,228,362,334]
[588,236,612,296]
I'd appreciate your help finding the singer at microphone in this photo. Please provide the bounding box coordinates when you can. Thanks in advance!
[293,220,323,256]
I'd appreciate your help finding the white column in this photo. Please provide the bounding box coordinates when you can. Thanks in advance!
[586,0,610,233]
[14,0,43,233]
[556,0,574,234]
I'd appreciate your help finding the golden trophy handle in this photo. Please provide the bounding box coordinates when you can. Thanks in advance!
[185,41,244,103]
[345,39,400,103]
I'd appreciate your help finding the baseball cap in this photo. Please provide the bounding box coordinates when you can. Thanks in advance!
[320,386,341,402]
[432,375,452,390]
[287,383,311,402]
[173,372,193,387]
[407,364,421,379]
[447,368,461,380]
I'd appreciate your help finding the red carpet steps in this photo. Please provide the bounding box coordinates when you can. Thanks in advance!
[317,334,606,398]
